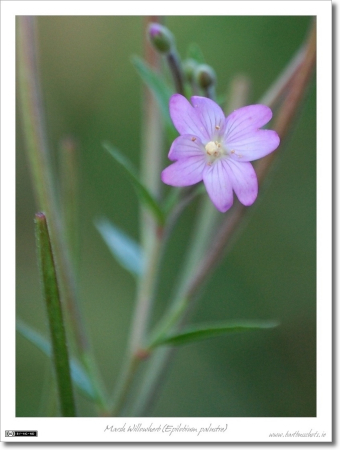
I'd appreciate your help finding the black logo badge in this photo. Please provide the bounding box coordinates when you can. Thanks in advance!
[6,431,38,437]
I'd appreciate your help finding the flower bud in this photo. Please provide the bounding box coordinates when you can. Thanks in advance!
[148,23,174,54]
[195,64,217,89]
[183,59,197,82]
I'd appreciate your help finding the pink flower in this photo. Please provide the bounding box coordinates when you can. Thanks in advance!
[161,94,280,212]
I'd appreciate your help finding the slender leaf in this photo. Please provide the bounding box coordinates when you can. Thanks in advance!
[35,212,76,416]
[103,142,165,226]
[95,217,144,277]
[16,319,96,402]
[131,55,173,128]
[151,320,279,348]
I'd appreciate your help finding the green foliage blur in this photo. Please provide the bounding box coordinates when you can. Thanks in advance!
[16,16,316,417]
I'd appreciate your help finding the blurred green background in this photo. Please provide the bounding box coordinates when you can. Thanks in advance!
[16,16,316,417]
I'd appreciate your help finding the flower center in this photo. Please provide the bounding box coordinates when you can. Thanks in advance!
[205,140,224,165]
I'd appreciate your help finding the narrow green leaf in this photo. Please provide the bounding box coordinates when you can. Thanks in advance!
[16,319,96,402]
[95,217,144,277]
[35,212,76,416]
[187,43,205,64]
[131,55,173,128]
[103,142,165,226]
[151,320,279,348]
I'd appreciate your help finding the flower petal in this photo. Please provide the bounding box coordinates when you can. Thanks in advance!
[168,135,205,161]
[169,94,210,142]
[224,104,273,142]
[227,129,280,161]
[161,156,205,187]
[203,161,233,213]
[223,159,258,206]
[190,96,226,139]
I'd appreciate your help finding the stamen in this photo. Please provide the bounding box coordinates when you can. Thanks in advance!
[191,137,196,142]
[215,125,220,130]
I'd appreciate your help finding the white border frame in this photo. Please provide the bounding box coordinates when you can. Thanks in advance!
[1,1,332,444]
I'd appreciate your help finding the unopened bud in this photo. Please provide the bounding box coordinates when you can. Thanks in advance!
[183,59,197,82]
[195,64,217,89]
[148,23,174,54]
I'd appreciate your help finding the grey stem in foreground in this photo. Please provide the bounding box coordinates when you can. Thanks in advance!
[17,16,108,414]
[17,16,88,356]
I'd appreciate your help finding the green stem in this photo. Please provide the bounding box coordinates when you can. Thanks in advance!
[35,212,76,417]
[110,17,165,416]
[129,231,164,355]
[17,16,88,357]
[17,17,108,414]
[59,136,79,271]
[110,355,139,417]
[110,230,163,416]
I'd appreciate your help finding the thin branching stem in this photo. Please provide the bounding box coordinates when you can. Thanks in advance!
[130,19,316,416]
[110,16,165,416]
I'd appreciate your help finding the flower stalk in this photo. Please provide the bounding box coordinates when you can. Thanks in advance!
[129,20,316,416]
[167,51,185,95]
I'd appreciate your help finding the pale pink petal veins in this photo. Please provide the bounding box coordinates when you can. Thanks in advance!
[169,94,210,142]
[190,96,226,139]
[224,104,273,142]
[222,159,258,206]
[227,129,280,162]
[168,135,205,161]
[161,156,206,187]
[203,162,234,213]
